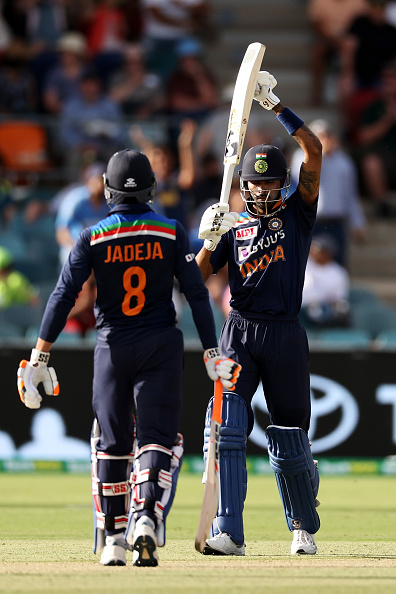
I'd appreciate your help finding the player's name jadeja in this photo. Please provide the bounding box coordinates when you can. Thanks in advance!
[104,241,164,263]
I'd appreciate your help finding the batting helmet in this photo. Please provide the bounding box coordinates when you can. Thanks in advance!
[103,149,156,205]
[239,144,291,217]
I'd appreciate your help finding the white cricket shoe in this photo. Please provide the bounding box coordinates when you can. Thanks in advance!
[132,516,159,567]
[290,529,317,555]
[100,533,127,566]
[203,532,246,556]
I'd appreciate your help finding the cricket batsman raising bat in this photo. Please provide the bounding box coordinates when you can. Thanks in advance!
[195,44,323,556]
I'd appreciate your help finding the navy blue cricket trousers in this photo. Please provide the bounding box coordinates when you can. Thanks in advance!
[219,310,311,435]
[92,325,184,454]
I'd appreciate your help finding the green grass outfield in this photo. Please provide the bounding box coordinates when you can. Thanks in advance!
[1,473,395,593]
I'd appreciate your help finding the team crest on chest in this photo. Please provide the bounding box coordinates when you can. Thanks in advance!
[268,217,282,231]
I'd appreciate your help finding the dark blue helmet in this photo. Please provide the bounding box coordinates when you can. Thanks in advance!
[104,149,156,205]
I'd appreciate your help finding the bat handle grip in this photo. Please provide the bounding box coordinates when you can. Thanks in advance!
[212,379,223,424]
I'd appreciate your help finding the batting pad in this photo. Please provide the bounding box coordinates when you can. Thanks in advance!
[91,419,134,554]
[204,392,248,545]
[265,425,320,534]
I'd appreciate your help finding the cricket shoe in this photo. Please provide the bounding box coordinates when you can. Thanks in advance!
[290,529,317,555]
[100,533,127,566]
[132,516,159,567]
[203,532,246,556]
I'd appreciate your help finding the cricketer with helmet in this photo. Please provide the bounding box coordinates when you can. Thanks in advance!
[196,71,323,556]
[16,148,241,567]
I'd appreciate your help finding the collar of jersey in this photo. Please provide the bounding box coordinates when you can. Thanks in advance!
[234,212,259,226]
[107,203,152,216]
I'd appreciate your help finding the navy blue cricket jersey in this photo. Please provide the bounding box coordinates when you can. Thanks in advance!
[40,203,218,348]
[210,189,317,315]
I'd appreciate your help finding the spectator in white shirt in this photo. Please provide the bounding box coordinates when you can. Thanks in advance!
[301,234,351,329]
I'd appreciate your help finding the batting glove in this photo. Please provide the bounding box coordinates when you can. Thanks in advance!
[254,71,280,110]
[198,203,239,251]
[204,348,242,391]
[17,348,59,409]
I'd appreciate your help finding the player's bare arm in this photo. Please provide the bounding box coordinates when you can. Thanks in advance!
[290,121,322,206]
[255,74,322,207]
[196,247,214,282]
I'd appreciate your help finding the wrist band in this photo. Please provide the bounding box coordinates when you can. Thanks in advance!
[31,348,50,365]
[276,107,304,135]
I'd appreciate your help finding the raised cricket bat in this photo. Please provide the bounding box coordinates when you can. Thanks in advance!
[195,379,223,553]
[220,42,266,205]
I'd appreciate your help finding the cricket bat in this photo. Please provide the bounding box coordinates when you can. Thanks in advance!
[220,42,266,205]
[195,379,223,553]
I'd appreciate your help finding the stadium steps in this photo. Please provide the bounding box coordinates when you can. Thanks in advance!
[349,215,396,308]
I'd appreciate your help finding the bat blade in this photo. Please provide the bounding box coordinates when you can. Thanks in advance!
[220,42,266,205]
[194,419,220,552]
[195,380,223,553]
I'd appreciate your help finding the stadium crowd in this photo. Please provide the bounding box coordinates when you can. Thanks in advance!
[1,0,396,346]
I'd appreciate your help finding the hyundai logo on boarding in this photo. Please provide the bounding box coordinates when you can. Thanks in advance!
[249,375,360,453]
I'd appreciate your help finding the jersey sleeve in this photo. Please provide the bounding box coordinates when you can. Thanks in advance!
[174,221,218,349]
[39,229,93,342]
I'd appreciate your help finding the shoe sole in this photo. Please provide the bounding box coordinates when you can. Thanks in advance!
[133,534,158,567]
[202,544,245,556]
[101,558,126,566]
[291,548,317,555]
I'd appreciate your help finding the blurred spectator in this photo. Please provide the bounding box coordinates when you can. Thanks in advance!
[0,175,15,227]
[22,0,69,109]
[63,270,97,337]
[0,245,40,308]
[0,8,12,54]
[0,38,37,114]
[131,118,196,227]
[307,0,367,106]
[290,118,366,267]
[166,38,218,148]
[58,66,125,181]
[140,0,210,81]
[353,60,396,216]
[194,83,278,167]
[386,0,396,24]
[338,0,396,128]
[42,31,89,115]
[55,161,108,266]
[2,0,31,40]
[79,0,127,85]
[300,234,351,329]
[108,42,164,116]
[191,151,222,210]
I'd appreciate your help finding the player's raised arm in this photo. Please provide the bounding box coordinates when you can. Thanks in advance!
[254,71,322,206]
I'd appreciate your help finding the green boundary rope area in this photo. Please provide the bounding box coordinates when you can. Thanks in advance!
[1,455,396,475]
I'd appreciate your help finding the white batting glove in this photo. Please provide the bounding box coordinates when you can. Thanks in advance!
[204,348,242,391]
[254,71,280,110]
[198,203,238,251]
[17,348,59,409]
